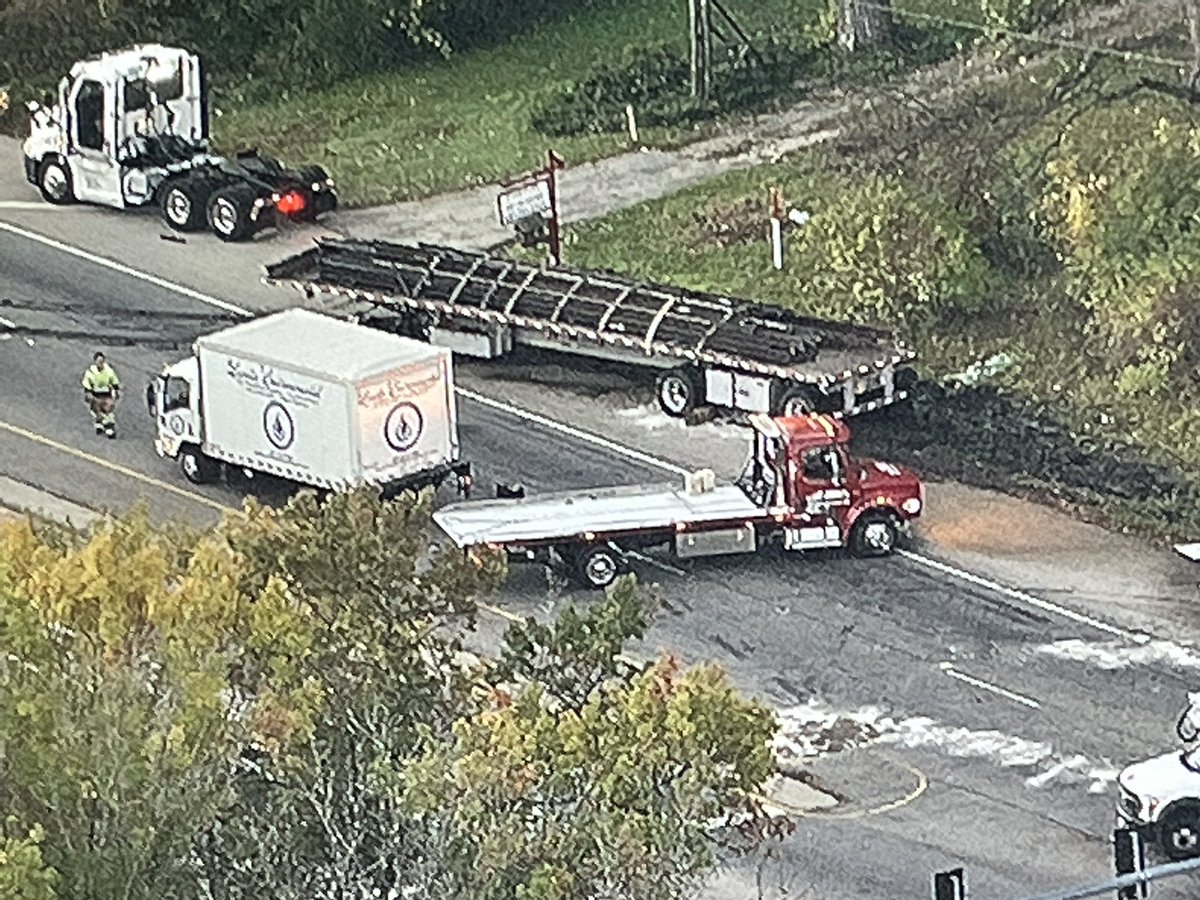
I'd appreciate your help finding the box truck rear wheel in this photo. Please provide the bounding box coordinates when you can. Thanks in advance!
[180,446,219,484]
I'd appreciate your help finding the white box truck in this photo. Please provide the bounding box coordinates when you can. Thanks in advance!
[149,308,470,496]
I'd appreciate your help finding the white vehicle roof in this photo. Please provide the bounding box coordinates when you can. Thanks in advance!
[433,482,764,548]
[71,44,192,82]
[1176,542,1200,562]
[196,309,443,384]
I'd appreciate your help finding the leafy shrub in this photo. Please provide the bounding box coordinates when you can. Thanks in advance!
[1038,108,1200,382]
[785,172,994,328]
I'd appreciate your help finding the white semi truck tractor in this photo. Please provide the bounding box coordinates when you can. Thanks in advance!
[148,309,470,497]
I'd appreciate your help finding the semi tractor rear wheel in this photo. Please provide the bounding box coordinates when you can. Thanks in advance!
[161,176,215,231]
[207,183,260,242]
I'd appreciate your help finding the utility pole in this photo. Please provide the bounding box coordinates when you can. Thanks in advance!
[689,0,712,101]
[546,149,564,267]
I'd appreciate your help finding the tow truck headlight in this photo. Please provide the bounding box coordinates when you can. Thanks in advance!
[901,497,922,515]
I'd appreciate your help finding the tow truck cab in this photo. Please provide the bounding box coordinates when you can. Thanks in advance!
[744,414,924,555]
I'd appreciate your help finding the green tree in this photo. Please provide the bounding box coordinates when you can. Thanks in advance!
[403,655,777,899]
[0,819,58,900]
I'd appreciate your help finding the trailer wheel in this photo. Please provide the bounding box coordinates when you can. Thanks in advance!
[207,183,259,242]
[848,512,898,558]
[179,446,219,485]
[1161,803,1200,860]
[160,176,212,232]
[573,544,622,590]
[656,368,698,418]
[37,157,74,204]
[773,383,822,417]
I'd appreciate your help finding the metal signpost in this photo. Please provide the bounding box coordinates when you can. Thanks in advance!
[497,150,565,266]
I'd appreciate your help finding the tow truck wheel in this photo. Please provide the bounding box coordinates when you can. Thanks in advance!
[574,544,621,590]
[207,183,259,242]
[656,368,697,418]
[1161,803,1200,860]
[160,176,211,231]
[37,158,74,204]
[849,512,898,558]
[179,447,218,485]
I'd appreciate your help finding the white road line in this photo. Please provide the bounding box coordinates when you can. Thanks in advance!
[457,386,690,477]
[939,662,1041,710]
[0,221,253,317]
[0,202,82,211]
[626,549,688,576]
[0,220,691,480]
[900,548,1146,643]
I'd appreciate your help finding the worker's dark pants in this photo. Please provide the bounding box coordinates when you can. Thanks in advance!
[87,393,116,428]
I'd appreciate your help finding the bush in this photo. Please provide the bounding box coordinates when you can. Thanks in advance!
[1038,107,1200,383]
[0,0,616,110]
[785,172,994,329]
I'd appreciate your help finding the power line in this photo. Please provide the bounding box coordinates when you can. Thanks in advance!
[862,0,1193,71]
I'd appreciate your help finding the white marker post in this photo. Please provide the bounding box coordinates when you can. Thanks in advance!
[625,104,639,144]
[769,187,785,270]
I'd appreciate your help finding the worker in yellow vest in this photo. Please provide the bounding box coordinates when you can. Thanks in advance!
[81,351,121,438]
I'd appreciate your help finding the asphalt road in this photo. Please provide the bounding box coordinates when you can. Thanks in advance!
[4,172,1200,899]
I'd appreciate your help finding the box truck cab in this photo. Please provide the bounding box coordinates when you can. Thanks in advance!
[149,309,470,496]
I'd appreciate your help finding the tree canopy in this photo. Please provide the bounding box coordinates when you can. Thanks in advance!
[0,491,778,899]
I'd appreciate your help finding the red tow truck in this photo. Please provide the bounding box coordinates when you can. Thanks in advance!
[432,414,924,588]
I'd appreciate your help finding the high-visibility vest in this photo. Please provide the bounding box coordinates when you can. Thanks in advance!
[82,364,121,395]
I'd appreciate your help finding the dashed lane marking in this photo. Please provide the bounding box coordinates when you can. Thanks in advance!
[939,662,1041,710]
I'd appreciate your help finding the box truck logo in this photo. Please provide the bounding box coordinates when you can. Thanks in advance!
[263,401,296,451]
[384,402,423,452]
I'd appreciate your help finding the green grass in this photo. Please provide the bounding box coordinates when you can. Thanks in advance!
[213,0,825,206]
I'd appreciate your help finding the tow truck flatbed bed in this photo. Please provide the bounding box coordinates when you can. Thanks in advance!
[433,482,763,548]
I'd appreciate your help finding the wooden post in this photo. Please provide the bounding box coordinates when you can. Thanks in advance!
[690,0,712,101]
[546,150,565,267]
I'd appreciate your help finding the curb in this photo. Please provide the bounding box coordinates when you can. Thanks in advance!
[0,475,103,529]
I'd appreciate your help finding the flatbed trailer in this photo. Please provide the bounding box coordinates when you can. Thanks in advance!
[264,240,917,420]
[432,414,925,589]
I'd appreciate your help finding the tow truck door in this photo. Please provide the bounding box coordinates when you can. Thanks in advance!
[66,77,124,207]
[796,445,852,520]
[782,442,851,551]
